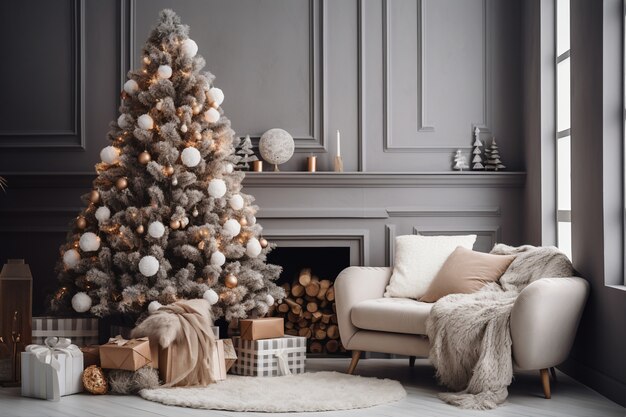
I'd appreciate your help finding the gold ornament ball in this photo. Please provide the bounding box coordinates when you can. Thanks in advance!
[115,177,128,190]
[170,219,181,230]
[76,216,87,229]
[260,237,268,248]
[136,224,145,234]
[138,151,151,165]
[89,190,100,204]
[164,165,175,176]
[224,274,238,289]
[239,217,248,226]
[82,365,108,395]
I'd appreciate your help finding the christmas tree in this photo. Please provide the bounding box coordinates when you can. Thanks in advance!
[52,10,284,322]
[453,149,469,171]
[484,137,506,171]
[471,127,484,170]
[235,135,258,170]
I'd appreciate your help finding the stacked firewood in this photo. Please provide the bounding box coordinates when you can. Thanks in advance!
[270,268,344,354]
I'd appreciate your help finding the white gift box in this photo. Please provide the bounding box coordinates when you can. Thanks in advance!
[232,335,306,377]
[21,337,83,401]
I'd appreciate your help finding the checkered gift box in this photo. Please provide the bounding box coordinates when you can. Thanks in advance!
[32,317,99,347]
[232,335,306,377]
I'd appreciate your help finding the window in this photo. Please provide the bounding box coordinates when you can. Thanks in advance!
[556,0,572,260]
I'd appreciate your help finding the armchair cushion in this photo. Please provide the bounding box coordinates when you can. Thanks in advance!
[351,298,432,335]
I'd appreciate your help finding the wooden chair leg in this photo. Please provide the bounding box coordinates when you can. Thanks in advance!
[540,368,551,399]
[347,350,361,375]
[549,367,557,383]
[409,356,416,367]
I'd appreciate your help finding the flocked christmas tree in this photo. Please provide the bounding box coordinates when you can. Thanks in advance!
[52,10,284,322]
[235,135,258,170]
[452,149,469,171]
[484,137,506,171]
[471,126,484,170]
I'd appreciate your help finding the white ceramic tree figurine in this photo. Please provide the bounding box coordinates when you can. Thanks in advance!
[453,149,469,171]
[472,127,484,170]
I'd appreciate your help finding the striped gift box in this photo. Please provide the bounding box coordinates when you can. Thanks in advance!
[109,325,219,340]
[231,335,306,377]
[31,317,99,347]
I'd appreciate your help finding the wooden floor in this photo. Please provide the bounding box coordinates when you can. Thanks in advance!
[1,358,623,417]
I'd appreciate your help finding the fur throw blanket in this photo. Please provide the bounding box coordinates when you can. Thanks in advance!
[132,298,218,387]
[426,244,574,409]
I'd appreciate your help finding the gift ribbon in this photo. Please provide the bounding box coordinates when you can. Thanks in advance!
[273,349,291,376]
[25,337,81,401]
[105,335,152,366]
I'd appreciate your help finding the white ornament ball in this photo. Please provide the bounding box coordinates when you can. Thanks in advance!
[259,128,295,166]
[79,232,100,252]
[203,108,220,123]
[181,147,202,167]
[207,179,227,198]
[100,146,120,165]
[223,219,241,237]
[148,300,163,314]
[246,237,262,257]
[117,114,130,129]
[157,65,172,79]
[148,221,165,238]
[139,255,159,277]
[63,249,80,268]
[229,194,244,210]
[123,79,139,95]
[203,289,219,305]
[138,114,154,130]
[224,163,234,174]
[265,294,275,306]
[180,124,188,133]
[95,206,111,223]
[71,292,92,313]
[181,39,198,58]
[207,87,224,106]
[210,251,226,267]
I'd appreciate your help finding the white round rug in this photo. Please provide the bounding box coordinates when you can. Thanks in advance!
[139,371,406,412]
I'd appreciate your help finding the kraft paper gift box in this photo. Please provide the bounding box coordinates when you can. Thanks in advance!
[239,317,284,341]
[32,317,99,347]
[158,339,227,384]
[80,346,100,368]
[21,337,83,401]
[232,335,306,377]
[100,336,154,371]
[222,338,237,372]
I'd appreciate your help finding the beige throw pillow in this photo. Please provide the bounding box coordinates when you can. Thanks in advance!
[419,246,515,303]
[384,234,477,299]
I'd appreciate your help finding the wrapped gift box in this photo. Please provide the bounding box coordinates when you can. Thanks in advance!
[100,337,154,371]
[80,346,100,368]
[222,339,237,372]
[32,317,99,347]
[21,338,83,401]
[232,335,306,377]
[239,317,284,341]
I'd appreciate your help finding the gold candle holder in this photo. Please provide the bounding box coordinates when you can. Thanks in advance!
[252,160,263,172]
[307,156,317,172]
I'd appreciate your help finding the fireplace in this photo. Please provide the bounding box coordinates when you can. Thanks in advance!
[267,246,351,356]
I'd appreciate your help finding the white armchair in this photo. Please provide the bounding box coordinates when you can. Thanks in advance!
[335,266,589,398]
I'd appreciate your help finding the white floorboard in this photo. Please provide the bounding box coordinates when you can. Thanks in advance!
[0,358,623,417]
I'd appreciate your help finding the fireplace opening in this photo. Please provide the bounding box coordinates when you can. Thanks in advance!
[267,246,351,356]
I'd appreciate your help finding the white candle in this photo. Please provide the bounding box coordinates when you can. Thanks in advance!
[336,130,341,157]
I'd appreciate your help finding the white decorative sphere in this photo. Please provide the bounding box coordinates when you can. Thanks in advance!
[148,221,165,238]
[117,114,130,129]
[250,216,257,225]
[71,292,92,313]
[259,128,295,166]
[79,232,100,252]
[138,114,154,130]
[181,147,202,167]
[157,65,172,79]
[123,79,139,95]
[204,108,220,123]
[223,219,241,237]
[95,206,111,222]
[207,179,227,198]
[181,39,198,58]
[265,294,275,306]
[63,249,80,268]
[246,237,262,257]
[229,194,244,210]
[100,146,120,165]
[210,251,226,267]
[203,289,219,305]
[224,163,233,174]
[148,300,162,314]
[180,124,188,133]
[207,87,224,106]
[139,255,159,277]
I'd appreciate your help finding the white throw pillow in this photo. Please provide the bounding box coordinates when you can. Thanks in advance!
[384,234,477,299]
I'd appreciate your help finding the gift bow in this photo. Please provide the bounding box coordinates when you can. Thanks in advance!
[25,337,80,402]
[273,349,292,376]
[107,335,148,346]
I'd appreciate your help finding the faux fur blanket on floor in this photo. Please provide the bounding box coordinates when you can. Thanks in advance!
[426,244,574,409]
